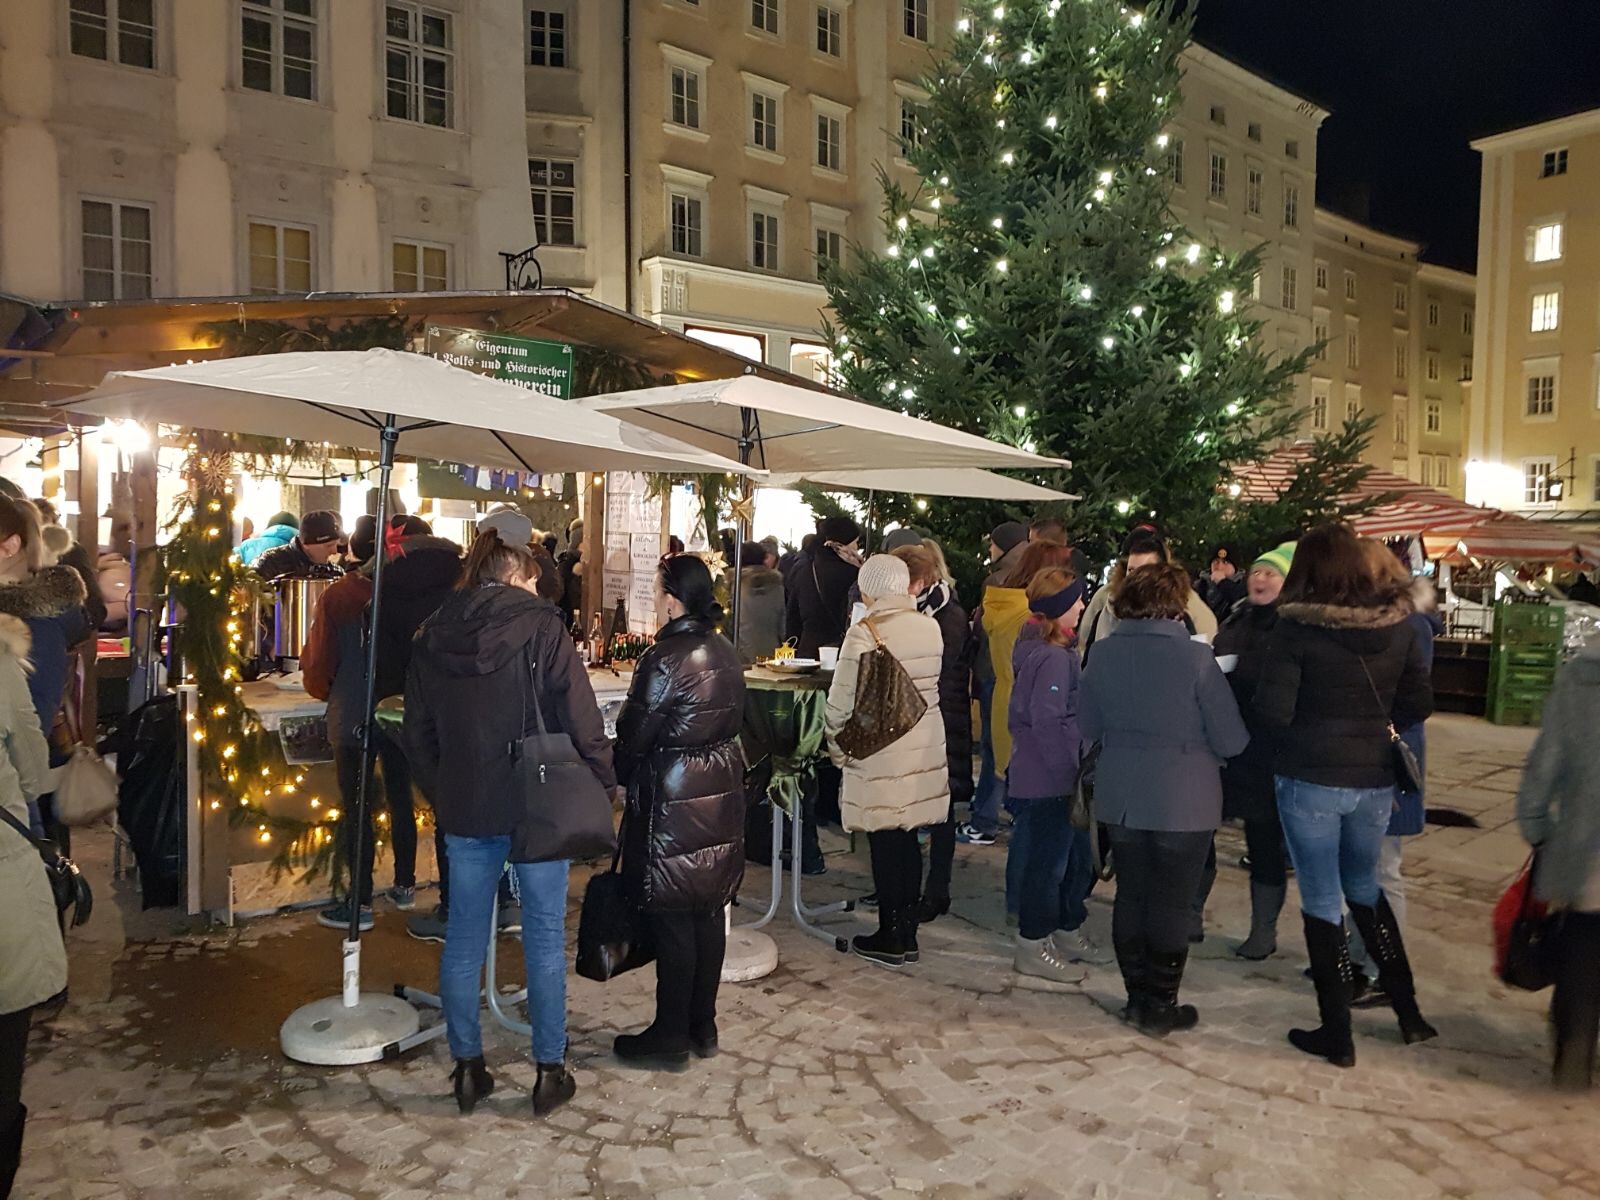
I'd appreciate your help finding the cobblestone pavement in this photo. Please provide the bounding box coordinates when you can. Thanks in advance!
[16,715,1598,1200]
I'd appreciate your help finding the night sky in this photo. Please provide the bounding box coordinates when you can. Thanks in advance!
[1186,0,1600,272]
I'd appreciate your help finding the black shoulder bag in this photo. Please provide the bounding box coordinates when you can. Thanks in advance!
[1356,654,1424,795]
[507,646,617,864]
[0,804,92,930]
[575,819,655,982]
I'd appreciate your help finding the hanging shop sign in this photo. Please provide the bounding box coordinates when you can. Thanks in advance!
[424,324,574,400]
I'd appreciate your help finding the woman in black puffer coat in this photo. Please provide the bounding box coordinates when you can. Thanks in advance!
[613,554,746,1067]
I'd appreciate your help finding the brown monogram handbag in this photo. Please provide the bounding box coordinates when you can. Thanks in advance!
[834,616,927,759]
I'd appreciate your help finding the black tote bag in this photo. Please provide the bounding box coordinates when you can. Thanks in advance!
[575,832,656,982]
[508,649,617,864]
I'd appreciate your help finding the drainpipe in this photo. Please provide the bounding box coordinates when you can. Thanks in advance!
[621,0,635,314]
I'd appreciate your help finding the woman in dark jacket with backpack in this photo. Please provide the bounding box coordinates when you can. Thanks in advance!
[1255,523,1436,1069]
[406,528,615,1118]
[612,554,746,1067]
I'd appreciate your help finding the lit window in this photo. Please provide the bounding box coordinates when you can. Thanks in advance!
[752,0,779,35]
[898,97,924,154]
[1541,148,1568,178]
[70,0,155,69]
[1394,339,1408,379]
[751,210,780,271]
[816,112,843,172]
[1246,166,1263,216]
[685,326,764,363]
[391,239,448,291]
[1527,222,1564,262]
[1525,458,1557,505]
[790,341,834,384]
[384,3,453,127]
[247,221,313,294]
[814,226,842,277]
[1531,290,1561,333]
[1311,379,1329,431]
[529,158,577,245]
[1280,264,1297,312]
[1314,260,1328,292]
[1425,398,1442,433]
[751,93,779,152]
[81,198,153,300]
[669,192,703,257]
[903,0,927,41]
[1525,374,1556,417]
[1344,271,1357,302]
[1282,182,1299,229]
[242,0,317,99]
[670,65,702,129]
[816,3,842,56]
[1208,151,1227,200]
[1166,137,1185,186]
[1393,283,1407,313]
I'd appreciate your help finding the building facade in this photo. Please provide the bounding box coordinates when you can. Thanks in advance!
[0,0,535,303]
[1469,108,1600,519]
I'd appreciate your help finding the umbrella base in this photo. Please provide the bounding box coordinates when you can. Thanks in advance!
[721,928,779,983]
[280,993,422,1066]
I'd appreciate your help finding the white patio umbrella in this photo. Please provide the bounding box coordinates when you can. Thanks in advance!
[763,467,1079,502]
[67,349,763,1067]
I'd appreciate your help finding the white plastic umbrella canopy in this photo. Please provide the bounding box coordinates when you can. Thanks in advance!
[764,467,1078,502]
[580,375,1066,473]
[65,348,762,477]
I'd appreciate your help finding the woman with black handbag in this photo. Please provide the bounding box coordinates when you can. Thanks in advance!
[406,529,615,1117]
[0,612,60,1196]
[1255,523,1436,1069]
[611,555,746,1067]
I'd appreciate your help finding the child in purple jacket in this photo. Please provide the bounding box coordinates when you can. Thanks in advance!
[1007,567,1103,984]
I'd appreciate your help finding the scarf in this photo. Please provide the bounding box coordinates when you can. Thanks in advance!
[917,579,952,616]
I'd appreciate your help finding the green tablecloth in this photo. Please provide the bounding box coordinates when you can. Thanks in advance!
[741,669,830,816]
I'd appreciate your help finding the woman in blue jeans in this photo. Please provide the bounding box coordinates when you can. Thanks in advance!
[406,528,615,1115]
[1255,523,1436,1068]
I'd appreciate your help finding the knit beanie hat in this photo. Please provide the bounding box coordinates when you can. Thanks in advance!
[990,521,1028,554]
[479,506,534,549]
[1252,541,1297,578]
[857,553,911,599]
[817,515,862,546]
[883,526,925,551]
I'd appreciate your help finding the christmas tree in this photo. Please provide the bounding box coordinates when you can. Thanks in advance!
[821,0,1362,573]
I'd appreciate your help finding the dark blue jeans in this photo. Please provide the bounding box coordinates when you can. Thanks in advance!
[1012,796,1073,940]
[970,676,1004,833]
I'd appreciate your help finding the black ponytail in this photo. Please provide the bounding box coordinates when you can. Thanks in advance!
[659,554,722,623]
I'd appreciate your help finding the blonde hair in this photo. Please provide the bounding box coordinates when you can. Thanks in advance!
[920,538,955,587]
[891,544,937,592]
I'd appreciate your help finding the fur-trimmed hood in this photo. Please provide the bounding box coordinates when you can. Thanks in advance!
[0,564,88,620]
[739,565,784,596]
[0,612,31,664]
[1278,599,1411,631]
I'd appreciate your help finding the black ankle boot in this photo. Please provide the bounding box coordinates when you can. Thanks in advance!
[1290,915,1357,1068]
[916,894,951,924]
[450,1057,494,1114]
[614,1024,691,1068]
[901,910,921,965]
[852,907,907,968]
[1347,895,1438,1045]
[532,1061,577,1115]
[690,1020,719,1059]
[1137,950,1199,1036]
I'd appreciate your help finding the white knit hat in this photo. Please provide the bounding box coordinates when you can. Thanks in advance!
[857,553,911,600]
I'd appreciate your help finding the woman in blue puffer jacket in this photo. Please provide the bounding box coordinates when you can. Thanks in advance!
[236,511,299,567]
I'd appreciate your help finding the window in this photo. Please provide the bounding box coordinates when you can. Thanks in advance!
[816,112,842,171]
[1285,139,1300,160]
[898,97,924,154]
[751,0,778,35]
[1312,309,1329,361]
[1283,182,1300,229]
[751,210,780,271]
[247,221,312,294]
[1461,356,1473,383]
[1525,458,1557,505]
[670,65,702,129]
[1314,260,1328,292]
[70,0,155,68]
[1418,456,1433,487]
[790,341,834,385]
[1541,148,1568,178]
[1393,402,1408,447]
[1527,222,1564,262]
[814,226,842,276]
[686,326,764,363]
[529,158,577,245]
[1311,378,1329,431]
[242,0,317,99]
[751,93,779,152]
[1345,322,1360,370]
[1426,351,1440,382]
[669,192,703,257]
[1209,105,1226,126]
[1166,137,1185,186]
[1531,290,1561,333]
[528,9,566,67]
[80,199,152,300]
[1246,166,1263,216]
[1393,283,1408,313]
[1592,459,1600,504]
[1280,265,1297,312]
[384,4,453,128]
[1208,151,1227,201]
[1425,398,1442,434]
[903,0,927,41]
[1394,338,1408,379]
[815,3,841,56]
[391,239,448,291]
[1526,373,1556,417]
[1462,309,1474,337]
[1247,121,1262,142]
[1250,270,1261,301]
[1426,300,1440,327]
[1344,271,1357,302]
[1435,457,1451,490]
[1345,384,1362,423]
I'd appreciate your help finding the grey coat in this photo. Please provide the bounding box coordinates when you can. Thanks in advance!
[1516,646,1600,909]
[735,566,786,666]
[1079,618,1249,832]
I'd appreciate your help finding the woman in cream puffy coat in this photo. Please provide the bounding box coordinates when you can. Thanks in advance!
[825,554,948,968]
[0,613,64,1195]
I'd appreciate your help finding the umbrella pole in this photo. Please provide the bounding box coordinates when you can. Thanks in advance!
[728,406,755,655]
[281,416,420,1065]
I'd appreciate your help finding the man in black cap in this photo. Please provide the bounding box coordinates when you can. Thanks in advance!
[254,509,346,581]
[1195,542,1247,621]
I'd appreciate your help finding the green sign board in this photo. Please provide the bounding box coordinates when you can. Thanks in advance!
[424,323,574,399]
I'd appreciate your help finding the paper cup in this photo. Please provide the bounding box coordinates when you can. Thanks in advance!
[1215,654,1239,675]
[818,646,840,669]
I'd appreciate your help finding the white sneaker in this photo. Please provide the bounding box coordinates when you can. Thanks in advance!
[1013,936,1088,985]
[1049,928,1114,966]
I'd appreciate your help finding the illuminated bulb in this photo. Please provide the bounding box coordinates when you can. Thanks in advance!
[1013,404,1027,417]
[896,215,909,230]
[939,175,950,186]
[916,498,929,511]
[921,246,934,258]
[1092,188,1105,201]
[1024,439,1037,452]
[1225,401,1241,416]
[1116,500,1132,515]
[888,244,901,258]
[925,302,937,313]
[985,32,997,43]
[1095,84,1108,100]
[991,216,1004,229]
[310,798,320,808]
[958,16,970,30]
[1098,170,1113,185]
[994,258,1008,273]
[1129,10,1143,25]
[210,800,220,811]
[1185,242,1202,264]
[1178,363,1194,378]
[994,89,1005,104]
[1000,151,1014,165]
[1218,290,1236,315]
[929,197,941,209]
[1079,285,1092,300]
[258,831,271,844]
[1229,483,1243,497]
[983,53,993,64]
[192,730,205,743]
[1020,49,1032,64]
[901,387,915,399]
[1044,115,1058,130]
[954,316,969,330]
[993,4,1004,15]
[1130,305,1145,317]
[1156,133,1170,149]
[221,744,237,760]
[1101,336,1115,350]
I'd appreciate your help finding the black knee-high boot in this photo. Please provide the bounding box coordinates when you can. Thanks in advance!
[1346,894,1438,1045]
[1290,914,1357,1067]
